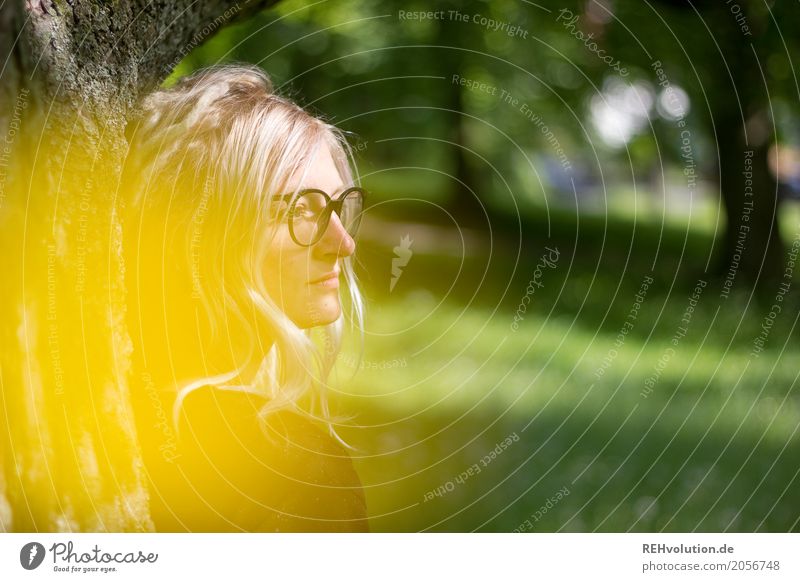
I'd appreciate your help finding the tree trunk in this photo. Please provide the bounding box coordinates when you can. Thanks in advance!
[0,0,279,532]
[708,4,783,287]
[716,131,784,288]
[655,0,784,286]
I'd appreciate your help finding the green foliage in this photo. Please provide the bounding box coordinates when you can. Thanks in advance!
[167,0,800,203]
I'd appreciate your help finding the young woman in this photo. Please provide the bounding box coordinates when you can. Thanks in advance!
[121,64,369,532]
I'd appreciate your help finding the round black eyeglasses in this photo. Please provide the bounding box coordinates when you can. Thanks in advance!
[271,187,365,247]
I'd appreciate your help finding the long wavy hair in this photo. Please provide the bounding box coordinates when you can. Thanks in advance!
[121,63,365,446]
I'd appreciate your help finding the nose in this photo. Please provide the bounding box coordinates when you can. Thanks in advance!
[317,210,356,257]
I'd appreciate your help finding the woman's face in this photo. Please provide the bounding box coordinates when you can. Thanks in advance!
[262,143,356,329]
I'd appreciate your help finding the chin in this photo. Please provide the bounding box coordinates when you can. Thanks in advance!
[296,296,341,328]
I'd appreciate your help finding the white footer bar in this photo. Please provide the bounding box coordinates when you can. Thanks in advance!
[1,533,797,581]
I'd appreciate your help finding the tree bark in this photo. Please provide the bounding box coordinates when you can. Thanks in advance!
[0,0,279,532]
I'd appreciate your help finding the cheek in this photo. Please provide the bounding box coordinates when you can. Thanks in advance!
[263,235,311,297]
[262,234,289,290]
[260,231,340,327]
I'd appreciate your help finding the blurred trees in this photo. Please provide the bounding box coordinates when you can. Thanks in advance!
[179,0,800,286]
[611,0,797,283]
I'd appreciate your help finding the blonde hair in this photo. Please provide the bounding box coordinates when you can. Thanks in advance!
[122,63,365,446]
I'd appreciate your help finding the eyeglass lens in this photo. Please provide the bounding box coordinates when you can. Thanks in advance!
[290,189,363,246]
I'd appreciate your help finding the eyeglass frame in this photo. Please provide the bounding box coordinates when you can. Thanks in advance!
[270,186,366,247]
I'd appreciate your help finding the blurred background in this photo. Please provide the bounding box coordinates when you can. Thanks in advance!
[170,0,800,531]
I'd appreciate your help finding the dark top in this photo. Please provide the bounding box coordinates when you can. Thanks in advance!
[144,385,369,532]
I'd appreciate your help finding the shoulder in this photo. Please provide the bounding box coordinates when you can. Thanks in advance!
[177,385,352,467]
[168,385,369,532]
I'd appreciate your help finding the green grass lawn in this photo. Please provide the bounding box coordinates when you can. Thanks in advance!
[329,206,800,532]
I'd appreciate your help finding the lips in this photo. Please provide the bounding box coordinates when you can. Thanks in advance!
[308,270,340,284]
